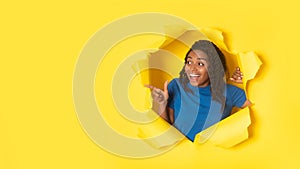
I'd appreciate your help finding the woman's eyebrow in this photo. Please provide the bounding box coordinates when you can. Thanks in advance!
[197,57,207,61]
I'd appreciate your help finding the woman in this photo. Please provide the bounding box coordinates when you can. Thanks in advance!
[146,40,251,141]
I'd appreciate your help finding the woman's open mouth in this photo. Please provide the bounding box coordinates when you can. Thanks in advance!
[189,73,200,81]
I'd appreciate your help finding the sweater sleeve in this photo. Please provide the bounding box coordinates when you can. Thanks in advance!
[167,79,178,109]
[228,84,247,108]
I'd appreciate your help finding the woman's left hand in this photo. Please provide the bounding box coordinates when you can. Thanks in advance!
[230,67,243,84]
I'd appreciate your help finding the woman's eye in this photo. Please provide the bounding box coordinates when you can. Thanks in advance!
[186,61,205,66]
[198,62,204,66]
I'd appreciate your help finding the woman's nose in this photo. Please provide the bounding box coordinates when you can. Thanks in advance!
[190,64,197,71]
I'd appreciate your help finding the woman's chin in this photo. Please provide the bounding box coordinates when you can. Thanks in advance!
[189,80,210,87]
[189,81,199,86]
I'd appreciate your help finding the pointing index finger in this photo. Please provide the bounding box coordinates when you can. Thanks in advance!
[144,84,155,90]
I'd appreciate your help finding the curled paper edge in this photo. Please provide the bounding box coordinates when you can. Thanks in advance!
[194,107,251,148]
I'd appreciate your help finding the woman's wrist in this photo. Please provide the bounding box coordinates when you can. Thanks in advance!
[152,101,167,116]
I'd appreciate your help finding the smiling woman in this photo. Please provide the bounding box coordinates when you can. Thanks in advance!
[146,40,251,141]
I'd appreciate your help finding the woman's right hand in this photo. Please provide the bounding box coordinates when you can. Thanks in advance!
[145,80,169,104]
[144,80,169,112]
[145,81,173,123]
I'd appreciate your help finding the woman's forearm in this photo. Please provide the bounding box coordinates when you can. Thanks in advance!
[152,101,170,123]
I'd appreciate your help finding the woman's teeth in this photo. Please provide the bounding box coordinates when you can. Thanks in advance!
[190,74,200,77]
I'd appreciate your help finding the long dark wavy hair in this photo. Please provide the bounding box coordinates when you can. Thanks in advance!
[179,40,227,105]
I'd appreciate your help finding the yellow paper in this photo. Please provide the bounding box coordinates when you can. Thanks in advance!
[200,28,229,51]
[194,107,251,148]
[138,117,184,149]
[238,51,263,89]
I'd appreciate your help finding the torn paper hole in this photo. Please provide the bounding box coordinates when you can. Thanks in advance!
[137,27,262,149]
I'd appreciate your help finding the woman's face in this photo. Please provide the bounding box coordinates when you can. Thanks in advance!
[184,49,210,87]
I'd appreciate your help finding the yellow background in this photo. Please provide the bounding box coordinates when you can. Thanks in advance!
[1,0,300,168]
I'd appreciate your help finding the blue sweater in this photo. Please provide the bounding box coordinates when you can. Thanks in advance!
[167,78,247,141]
